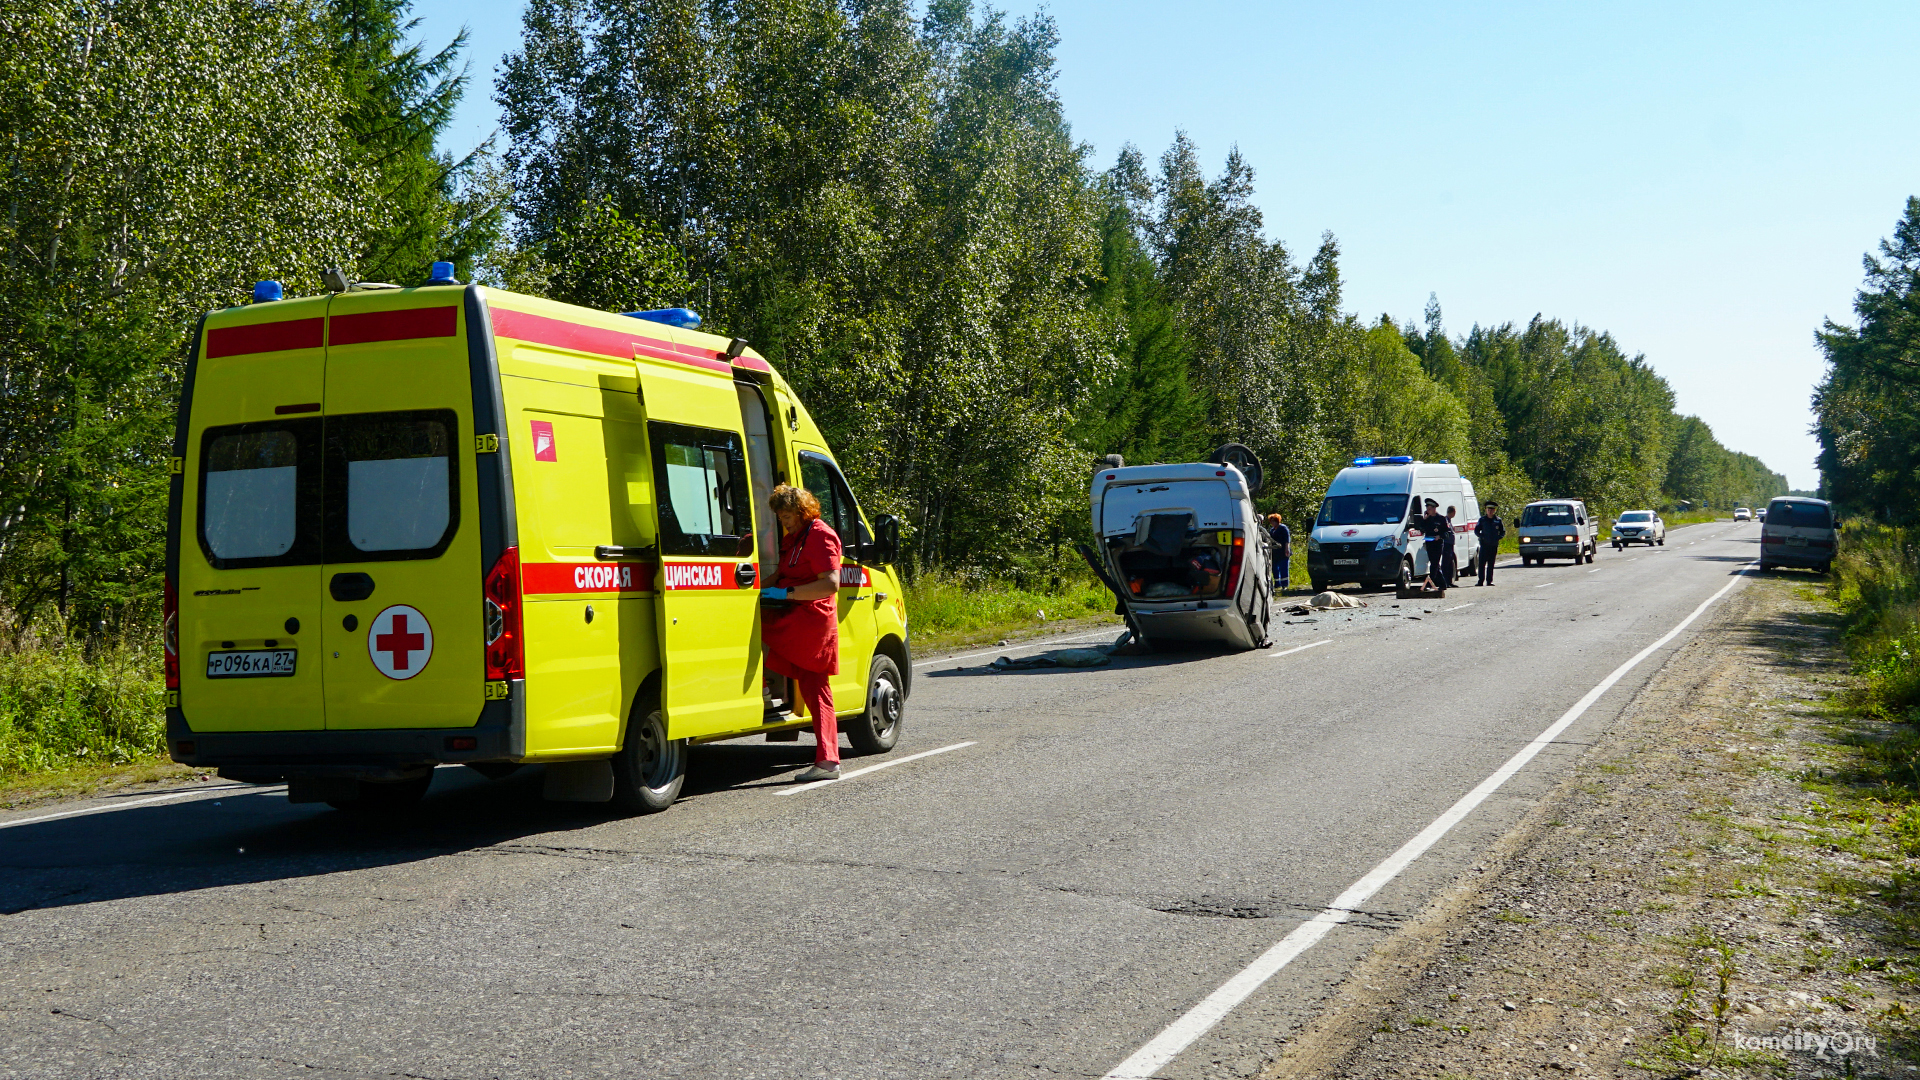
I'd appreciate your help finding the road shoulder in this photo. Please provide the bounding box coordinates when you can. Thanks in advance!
[1262,575,1916,1079]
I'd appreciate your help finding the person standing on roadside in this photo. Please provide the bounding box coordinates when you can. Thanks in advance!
[1440,506,1460,586]
[1266,513,1291,593]
[760,484,844,782]
[1475,501,1505,585]
[1416,498,1447,589]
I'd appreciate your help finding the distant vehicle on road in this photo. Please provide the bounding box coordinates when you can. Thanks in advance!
[1305,457,1481,592]
[1758,496,1837,574]
[1756,508,1767,522]
[1733,507,1752,521]
[1610,510,1665,549]
[1517,499,1598,565]
[1087,446,1272,651]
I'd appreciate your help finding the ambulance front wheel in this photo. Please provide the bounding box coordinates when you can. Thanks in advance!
[611,694,686,813]
[846,654,904,756]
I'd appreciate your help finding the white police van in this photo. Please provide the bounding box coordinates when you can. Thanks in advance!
[1305,457,1480,591]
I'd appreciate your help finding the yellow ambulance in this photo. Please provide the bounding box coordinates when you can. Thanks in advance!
[165,267,911,812]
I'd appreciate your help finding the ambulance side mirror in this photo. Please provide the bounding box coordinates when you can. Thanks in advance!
[868,514,902,566]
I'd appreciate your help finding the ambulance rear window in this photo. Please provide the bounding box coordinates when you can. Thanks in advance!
[198,420,323,568]
[204,431,300,559]
[326,411,457,558]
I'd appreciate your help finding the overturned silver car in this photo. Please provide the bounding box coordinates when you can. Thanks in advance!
[1078,447,1273,651]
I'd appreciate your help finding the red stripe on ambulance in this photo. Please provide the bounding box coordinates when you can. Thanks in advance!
[205,318,325,358]
[662,561,735,590]
[490,307,753,375]
[520,561,655,595]
[329,306,458,346]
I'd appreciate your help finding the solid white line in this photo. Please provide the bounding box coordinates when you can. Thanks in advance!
[1099,563,1758,1080]
[1269,639,1332,659]
[1443,603,1475,612]
[0,783,268,830]
[775,741,976,795]
[1534,581,1556,588]
[915,634,1118,669]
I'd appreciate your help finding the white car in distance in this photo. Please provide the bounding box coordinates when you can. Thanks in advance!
[1734,507,1752,521]
[1610,509,1665,548]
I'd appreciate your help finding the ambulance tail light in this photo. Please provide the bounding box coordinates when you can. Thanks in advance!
[483,546,523,680]
[162,578,180,691]
[1223,534,1246,598]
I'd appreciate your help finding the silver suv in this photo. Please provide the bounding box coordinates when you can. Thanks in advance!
[1610,510,1665,548]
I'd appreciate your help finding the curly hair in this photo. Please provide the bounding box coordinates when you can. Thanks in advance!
[768,484,821,522]
[1265,513,1283,527]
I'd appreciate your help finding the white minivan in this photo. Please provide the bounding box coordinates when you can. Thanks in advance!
[1517,499,1599,565]
[1305,457,1480,591]
[1758,496,1837,573]
[1088,454,1273,650]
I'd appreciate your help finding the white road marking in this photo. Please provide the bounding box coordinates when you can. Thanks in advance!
[1443,603,1475,612]
[0,783,270,830]
[776,741,976,795]
[1588,568,1600,573]
[1269,639,1332,658]
[1534,581,1556,588]
[1099,564,1760,1080]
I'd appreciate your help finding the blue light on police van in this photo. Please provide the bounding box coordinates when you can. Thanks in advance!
[428,261,458,285]
[1385,455,1414,465]
[1351,457,1375,467]
[252,280,283,303]
[624,307,702,329]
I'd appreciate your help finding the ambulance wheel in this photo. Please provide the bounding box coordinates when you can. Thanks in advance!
[326,773,432,813]
[611,694,685,813]
[846,654,904,756]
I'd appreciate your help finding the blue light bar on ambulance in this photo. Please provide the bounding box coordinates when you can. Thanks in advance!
[1351,457,1375,466]
[1385,455,1414,464]
[252,280,282,303]
[624,308,702,329]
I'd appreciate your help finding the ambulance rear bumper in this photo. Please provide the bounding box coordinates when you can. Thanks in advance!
[166,687,524,783]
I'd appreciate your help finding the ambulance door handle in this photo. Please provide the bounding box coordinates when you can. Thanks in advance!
[329,573,375,602]
[735,563,756,588]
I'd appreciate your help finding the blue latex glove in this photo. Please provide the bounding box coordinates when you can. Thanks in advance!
[759,587,789,601]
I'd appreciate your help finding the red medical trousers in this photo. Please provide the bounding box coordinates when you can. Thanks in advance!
[794,671,839,766]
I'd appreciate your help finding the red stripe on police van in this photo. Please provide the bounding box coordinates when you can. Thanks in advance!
[329,306,458,346]
[206,318,325,358]
[661,561,737,590]
[522,561,656,595]
[490,307,733,374]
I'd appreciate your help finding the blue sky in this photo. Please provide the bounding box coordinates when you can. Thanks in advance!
[413,0,1920,490]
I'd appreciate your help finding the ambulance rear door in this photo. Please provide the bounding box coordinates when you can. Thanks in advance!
[179,296,331,732]
[317,292,484,730]
[639,360,764,740]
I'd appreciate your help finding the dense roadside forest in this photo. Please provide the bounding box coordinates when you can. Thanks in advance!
[0,0,1787,644]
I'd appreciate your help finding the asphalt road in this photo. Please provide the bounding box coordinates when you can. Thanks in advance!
[0,520,1769,1079]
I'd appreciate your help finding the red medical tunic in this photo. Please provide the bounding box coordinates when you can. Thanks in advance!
[763,517,841,677]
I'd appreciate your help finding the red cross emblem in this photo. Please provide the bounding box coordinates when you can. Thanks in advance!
[367,604,433,680]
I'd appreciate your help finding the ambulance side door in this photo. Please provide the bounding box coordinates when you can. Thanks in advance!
[798,449,876,709]
[640,363,764,740]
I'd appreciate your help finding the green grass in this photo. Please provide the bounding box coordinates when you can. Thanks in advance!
[0,643,165,777]
[904,572,1120,653]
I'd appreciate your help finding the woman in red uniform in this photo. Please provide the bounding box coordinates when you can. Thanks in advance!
[760,484,843,781]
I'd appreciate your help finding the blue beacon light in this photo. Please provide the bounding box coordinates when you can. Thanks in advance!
[1351,457,1375,466]
[428,261,458,285]
[624,307,703,329]
[252,280,283,303]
